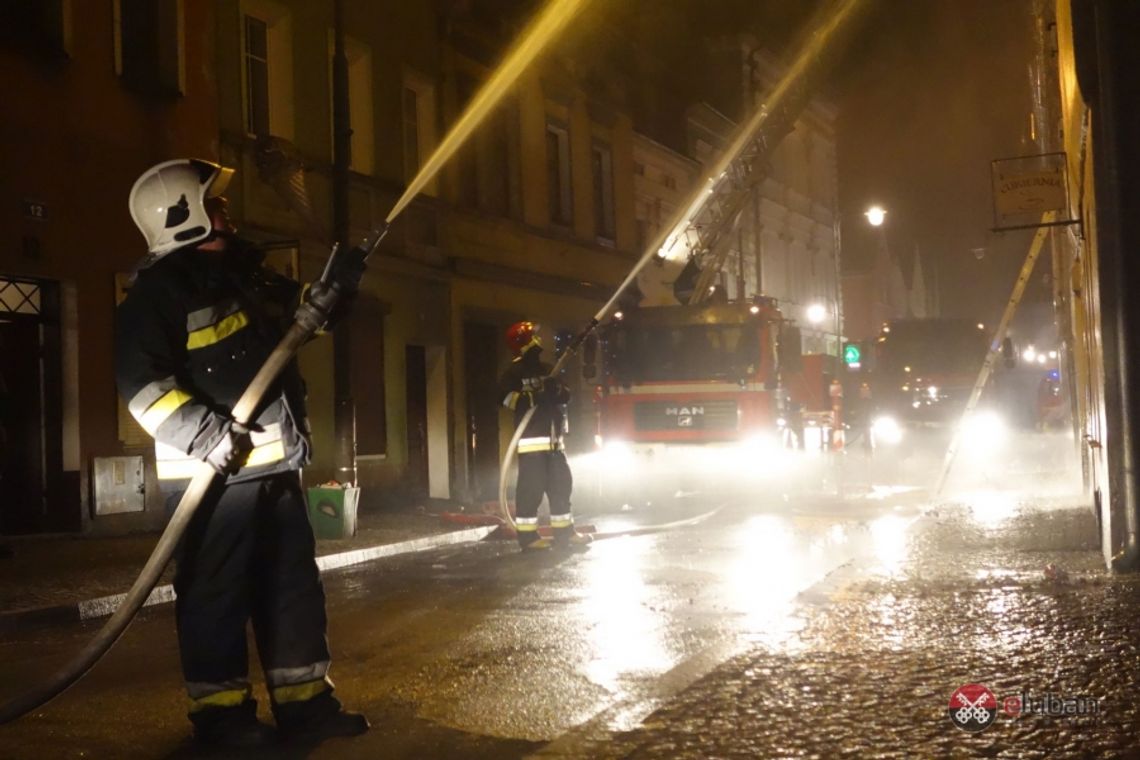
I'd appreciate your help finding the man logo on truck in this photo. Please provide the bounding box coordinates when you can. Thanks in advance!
[666,406,704,427]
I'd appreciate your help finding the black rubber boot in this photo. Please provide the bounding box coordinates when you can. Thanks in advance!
[276,690,370,744]
[191,699,276,749]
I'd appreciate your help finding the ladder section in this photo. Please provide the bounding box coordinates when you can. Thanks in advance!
[686,79,815,304]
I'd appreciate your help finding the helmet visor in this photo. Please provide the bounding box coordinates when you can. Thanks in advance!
[207,166,235,198]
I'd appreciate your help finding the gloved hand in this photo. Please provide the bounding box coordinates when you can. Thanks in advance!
[305,280,338,314]
[332,253,366,292]
[305,254,365,315]
[204,422,252,476]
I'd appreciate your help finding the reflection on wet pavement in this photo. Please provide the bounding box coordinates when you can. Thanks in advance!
[599,490,1134,759]
[578,536,673,692]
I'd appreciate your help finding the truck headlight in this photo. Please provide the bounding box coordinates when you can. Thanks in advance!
[871,416,904,445]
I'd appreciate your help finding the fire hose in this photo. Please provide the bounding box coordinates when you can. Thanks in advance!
[0,228,386,725]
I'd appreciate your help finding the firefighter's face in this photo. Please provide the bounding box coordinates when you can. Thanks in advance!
[198,196,236,251]
[206,196,235,234]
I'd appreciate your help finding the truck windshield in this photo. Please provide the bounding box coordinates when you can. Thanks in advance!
[606,324,759,383]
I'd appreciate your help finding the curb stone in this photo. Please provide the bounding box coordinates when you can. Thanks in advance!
[0,525,496,635]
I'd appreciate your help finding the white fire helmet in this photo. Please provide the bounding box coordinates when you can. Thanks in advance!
[128,158,235,257]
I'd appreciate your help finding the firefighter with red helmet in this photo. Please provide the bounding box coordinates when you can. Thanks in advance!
[115,159,368,748]
[499,321,591,551]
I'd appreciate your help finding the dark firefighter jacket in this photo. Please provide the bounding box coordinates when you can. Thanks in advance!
[115,242,312,490]
[498,347,570,453]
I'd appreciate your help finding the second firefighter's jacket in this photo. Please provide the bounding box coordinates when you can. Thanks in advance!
[115,243,313,490]
[498,347,570,454]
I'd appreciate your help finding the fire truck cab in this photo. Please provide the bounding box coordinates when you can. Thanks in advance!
[590,298,823,450]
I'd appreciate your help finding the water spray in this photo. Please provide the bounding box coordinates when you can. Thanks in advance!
[388,0,588,221]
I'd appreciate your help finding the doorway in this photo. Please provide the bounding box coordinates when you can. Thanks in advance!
[405,345,429,499]
[406,344,450,502]
[463,322,501,502]
[0,276,66,534]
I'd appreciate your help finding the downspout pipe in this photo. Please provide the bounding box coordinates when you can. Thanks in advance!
[1086,0,1140,571]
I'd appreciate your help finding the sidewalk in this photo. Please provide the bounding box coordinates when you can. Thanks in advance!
[0,504,503,633]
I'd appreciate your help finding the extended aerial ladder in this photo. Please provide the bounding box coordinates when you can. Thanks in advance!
[651,35,842,306]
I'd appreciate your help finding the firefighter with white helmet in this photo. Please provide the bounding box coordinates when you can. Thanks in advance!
[128,158,236,262]
[498,321,591,551]
[116,158,368,748]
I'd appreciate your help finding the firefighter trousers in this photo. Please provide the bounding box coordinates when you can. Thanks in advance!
[171,472,339,726]
[515,450,574,544]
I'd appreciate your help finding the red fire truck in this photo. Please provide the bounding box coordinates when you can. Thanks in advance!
[588,298,834,453]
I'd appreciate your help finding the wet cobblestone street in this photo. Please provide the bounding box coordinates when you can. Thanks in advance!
[603,500,1140,758]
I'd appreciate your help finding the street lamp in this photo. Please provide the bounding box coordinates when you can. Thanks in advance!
[859,203,893,326]
[807,299,841,357]
[806,302,828,325]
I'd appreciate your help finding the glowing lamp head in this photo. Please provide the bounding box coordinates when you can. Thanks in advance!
[864,205,887,227]
[807,303,828,324]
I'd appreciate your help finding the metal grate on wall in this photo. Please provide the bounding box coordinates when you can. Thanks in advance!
[0,278,42,317]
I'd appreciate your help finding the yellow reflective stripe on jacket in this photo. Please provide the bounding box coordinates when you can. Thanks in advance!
[186,310,249,350]
[244,440,285,468]
[156,457,208,480]
[155,440,287,480]
[188,686,251,713]
[186,298,242,332]
[271,678,330,705]
[137,388,193,436]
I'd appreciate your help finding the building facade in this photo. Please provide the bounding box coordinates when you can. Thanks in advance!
[841,236,936,343]
[0,0,639,534]
[0,1,220,534]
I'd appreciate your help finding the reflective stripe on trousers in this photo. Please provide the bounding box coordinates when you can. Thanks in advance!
[267,661,333,705]
[518,436,564,454]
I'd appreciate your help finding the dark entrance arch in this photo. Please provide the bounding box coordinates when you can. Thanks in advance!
[0,276,69,534]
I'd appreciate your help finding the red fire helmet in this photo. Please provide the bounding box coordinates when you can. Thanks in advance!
[505,321,541,356]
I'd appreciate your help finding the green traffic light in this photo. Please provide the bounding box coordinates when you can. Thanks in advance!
[844,343,861,365]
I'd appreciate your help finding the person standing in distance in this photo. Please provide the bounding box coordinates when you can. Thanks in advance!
[499,321,592,551]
